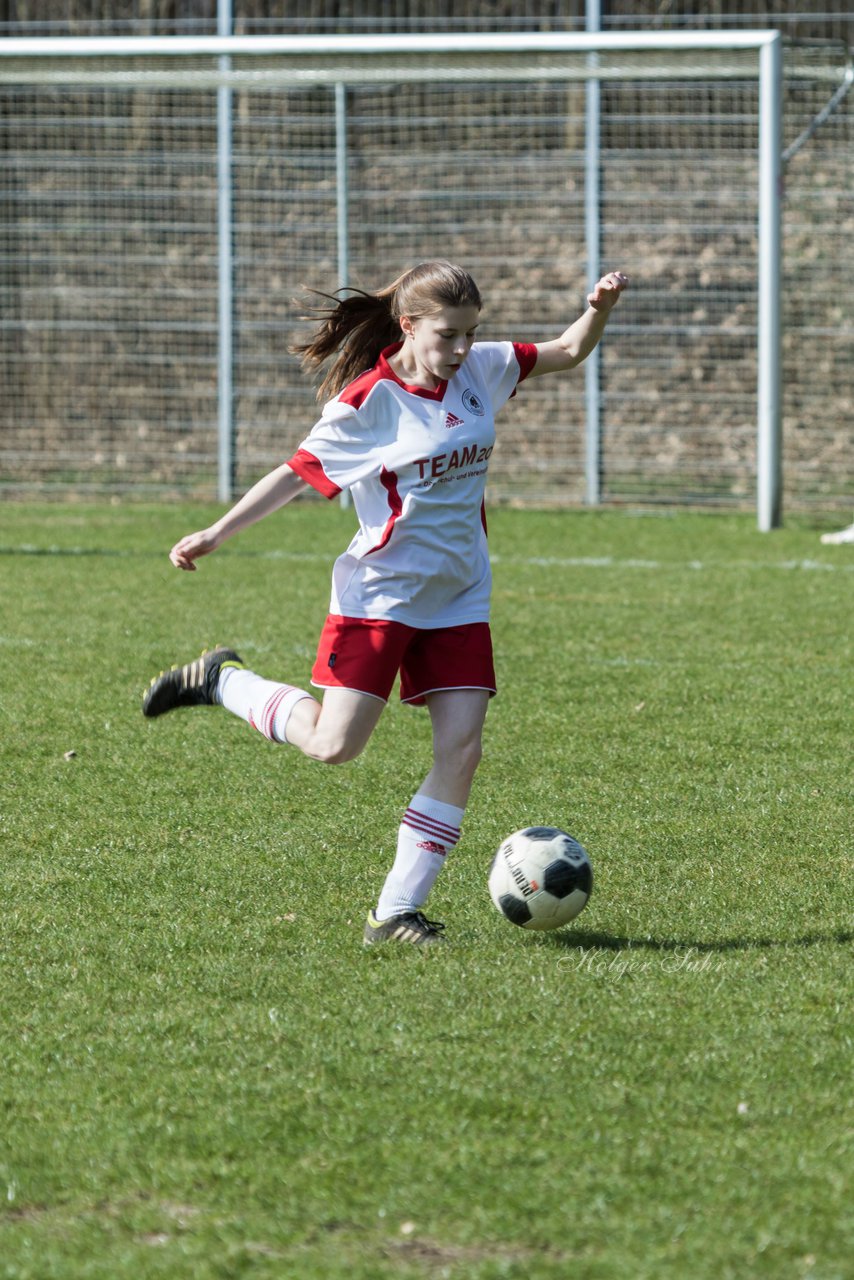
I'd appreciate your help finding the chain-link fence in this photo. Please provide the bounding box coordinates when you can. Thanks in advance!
[1,3,852,42]
[0,5,851,513]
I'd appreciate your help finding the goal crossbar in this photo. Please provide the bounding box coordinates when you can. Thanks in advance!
[0,32,784,57]
[0,31,784,529]
[0,33,781,88]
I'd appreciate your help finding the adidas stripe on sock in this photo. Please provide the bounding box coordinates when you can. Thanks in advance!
[375,793,464,921]
[217,666,311,744]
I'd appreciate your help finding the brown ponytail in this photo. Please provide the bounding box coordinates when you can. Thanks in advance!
[291,261,482,401]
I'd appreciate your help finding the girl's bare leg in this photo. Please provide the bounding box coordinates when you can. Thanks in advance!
[284,686,386,764]
[372,689,490,924]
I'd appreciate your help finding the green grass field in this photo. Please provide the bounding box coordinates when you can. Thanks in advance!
[1,501,851,1280]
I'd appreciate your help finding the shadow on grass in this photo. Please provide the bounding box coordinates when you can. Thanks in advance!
[544,928,854,954]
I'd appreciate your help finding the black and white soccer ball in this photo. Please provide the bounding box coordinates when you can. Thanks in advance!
[488,826,593,931]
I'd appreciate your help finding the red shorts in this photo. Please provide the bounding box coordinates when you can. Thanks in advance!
[311,615,497,706]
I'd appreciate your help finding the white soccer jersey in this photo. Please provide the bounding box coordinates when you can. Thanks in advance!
[286,340,538,627]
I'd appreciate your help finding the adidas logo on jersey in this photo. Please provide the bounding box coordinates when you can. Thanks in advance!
[444,412,465,429]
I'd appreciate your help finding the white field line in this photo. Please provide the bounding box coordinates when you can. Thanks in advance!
[1,545,852,573]
[492,554,854,573]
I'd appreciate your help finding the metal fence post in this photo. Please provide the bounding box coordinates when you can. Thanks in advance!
[584,0,602,506]
[335,81,352,510]
[335,82,350,300]
[216,0,234,503]
[757,32,783,530]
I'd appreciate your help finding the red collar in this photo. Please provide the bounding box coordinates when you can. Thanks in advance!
[377,342,448,401]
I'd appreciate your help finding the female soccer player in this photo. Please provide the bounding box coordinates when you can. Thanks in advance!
[143,260,627,946]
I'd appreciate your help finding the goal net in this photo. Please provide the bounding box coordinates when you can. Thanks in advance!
[0,33,812,524]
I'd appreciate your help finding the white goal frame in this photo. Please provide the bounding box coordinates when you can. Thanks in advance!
[0,31,784,529]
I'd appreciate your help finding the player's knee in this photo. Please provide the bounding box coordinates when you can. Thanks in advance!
[304,732,366,766]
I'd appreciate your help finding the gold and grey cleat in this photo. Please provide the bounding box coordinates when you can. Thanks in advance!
[363,909,447,947]
[143,647,243,718]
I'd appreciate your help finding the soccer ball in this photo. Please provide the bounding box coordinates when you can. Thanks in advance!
[488,826,593,931]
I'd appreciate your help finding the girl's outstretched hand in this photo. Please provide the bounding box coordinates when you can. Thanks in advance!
[588,271,629,312]
[169,528,221,571]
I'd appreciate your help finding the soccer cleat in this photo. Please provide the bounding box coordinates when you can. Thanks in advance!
[142,647,243,718]
[363,909,447,947]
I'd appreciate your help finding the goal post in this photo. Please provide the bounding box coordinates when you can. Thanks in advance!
[0,31,783,528]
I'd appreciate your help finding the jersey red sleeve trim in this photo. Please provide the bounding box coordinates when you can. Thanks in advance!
[512,342,539,382]
[286,448,342,499]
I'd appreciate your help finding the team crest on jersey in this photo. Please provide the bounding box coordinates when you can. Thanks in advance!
[444,412,464,429]
[462,389,485,416]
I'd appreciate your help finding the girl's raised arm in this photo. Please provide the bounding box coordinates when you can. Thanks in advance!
[527,270,628,378]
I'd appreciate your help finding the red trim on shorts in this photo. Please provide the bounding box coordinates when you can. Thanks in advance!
[286,448,341,499]
[399,684,495,705]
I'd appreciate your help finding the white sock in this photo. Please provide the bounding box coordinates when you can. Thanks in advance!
[375,794,464,920]
[216,666,313,744]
